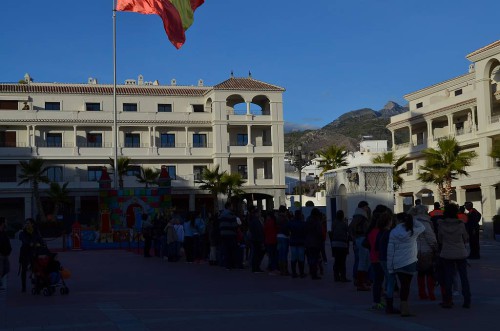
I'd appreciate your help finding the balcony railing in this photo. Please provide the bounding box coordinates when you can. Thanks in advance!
[0,142,27,148]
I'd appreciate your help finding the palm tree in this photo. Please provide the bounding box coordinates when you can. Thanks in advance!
[489,141,500,162]
[109,156,131,189]
[48,182,70,219]
[372,152,408,192]
[318,145,348,174]
[136,167,160,188]
[18,158,50,222]
[418,137,477,204]
[221,172,246,201]
[197,165,227,212]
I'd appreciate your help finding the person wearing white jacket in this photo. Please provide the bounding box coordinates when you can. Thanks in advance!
[387,213,425,317]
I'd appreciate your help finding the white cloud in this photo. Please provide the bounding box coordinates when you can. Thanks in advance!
[284,122,321,133]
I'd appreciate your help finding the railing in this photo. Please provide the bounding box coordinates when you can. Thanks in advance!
[394,142,410,150]
[226,109,271,116]
[0,142,27,148]
[490,114,500,124]
[159,143,187,148]
[38,142,74,148]
[123,143,149,148]
[191,143,213,148]
[80,142,113,148]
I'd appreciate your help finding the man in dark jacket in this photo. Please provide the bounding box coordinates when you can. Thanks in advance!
[248,207,265,273]
[219,202,239,269]
[464,201,481,259]
[0,217,12,291]
[289,210,307,278]
[305,208,324,280]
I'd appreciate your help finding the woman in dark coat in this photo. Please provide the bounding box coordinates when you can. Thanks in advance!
[305,208,324,280]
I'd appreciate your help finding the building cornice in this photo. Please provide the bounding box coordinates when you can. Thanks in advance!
[466,40,500,62]
[0,119,212,125]
[404,73,475,102]
[387,98,476,129]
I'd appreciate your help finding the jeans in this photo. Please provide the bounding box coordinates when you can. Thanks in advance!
[442,258,471,304]
[221,236,238,269]
[372,262,385,304]
[290,246,305,262]
[355,237,370,272]
[380,260,396,299]
[251,242,265,271]
[332,247,348,279]
[277,237,290,263]
[266,244,278,271]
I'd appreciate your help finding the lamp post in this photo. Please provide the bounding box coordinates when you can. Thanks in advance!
[290,145,313,210]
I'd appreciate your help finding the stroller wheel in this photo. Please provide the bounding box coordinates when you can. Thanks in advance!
[42,288,51,296]
[60,287,69,295]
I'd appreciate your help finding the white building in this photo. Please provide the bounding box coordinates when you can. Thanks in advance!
[0,74,287,224]
[387,40,500,237]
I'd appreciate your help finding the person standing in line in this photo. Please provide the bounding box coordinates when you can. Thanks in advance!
[288,210,307,278]
[412,205,438,301]
[305,208,324,280]
[276,205,291,276]
[0,217,12,292]
[248,207,265,273]
[464,202,481,259]
[219,202,239,270]
[141,214,153,258]
[439,203,472,309]
[387,213,425,317]
[264,212,279,275]
[367,205,391,310]
[183,213,195,263]
[330,210,350,282]
[164,219,178,262]
[207,212,220,265]
[173,217,184,262]
[377,211,400,314]
[348,201,371,291]
[19,218,42,292]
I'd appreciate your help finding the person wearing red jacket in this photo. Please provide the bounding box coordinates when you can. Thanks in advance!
[264,212,279,275]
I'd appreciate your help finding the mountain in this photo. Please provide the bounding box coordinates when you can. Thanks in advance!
[284,101,408,152]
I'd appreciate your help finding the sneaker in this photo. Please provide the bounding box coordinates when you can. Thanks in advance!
[371,303,386,310]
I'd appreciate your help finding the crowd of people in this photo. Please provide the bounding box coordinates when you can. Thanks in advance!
[0,197,483,317]
[139,198,481,317]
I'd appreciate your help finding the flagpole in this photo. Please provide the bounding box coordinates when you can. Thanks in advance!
[112,0,119,189]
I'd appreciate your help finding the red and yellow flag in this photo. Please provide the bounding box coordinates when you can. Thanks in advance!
[117,0,204,49]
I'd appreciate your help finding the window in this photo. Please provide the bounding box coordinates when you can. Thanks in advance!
[193,166,207,181]
[123,103,137,112]
[238,165,248,179]
[45,102,60,111]
[158,104,172,112]
[160,133,175,147]
[0,100,18,110]
[46,133,62,147]
[46,166,63,182]
[193,134,207,148]
[0,131,16,147]
[416,102,423,109]
[86,133,102,147]
[192,104,204,112]
[126,166,141,177]
[87,166,102,181]
[166,166,176,180]
[0,165,17,182]
[86,102,101,111]
[237,134,248,146]
[416,132,424,145]
[125,133,140,147]
[406,163,414,176]
[454,89,463,96]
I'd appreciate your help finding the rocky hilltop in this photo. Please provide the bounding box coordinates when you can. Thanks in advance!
[284,101,408,152]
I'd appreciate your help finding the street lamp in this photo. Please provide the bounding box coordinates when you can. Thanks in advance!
[290,145,313,210]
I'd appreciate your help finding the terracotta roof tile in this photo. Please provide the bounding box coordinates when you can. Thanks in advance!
[0,84,209,96]
[214,77,285,91]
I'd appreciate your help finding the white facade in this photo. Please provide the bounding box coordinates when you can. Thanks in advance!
[324,164,394,228]
[0,75,287,222]
[387,40,500,238]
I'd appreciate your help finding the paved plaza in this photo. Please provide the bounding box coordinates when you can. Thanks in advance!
[1,238,499,331]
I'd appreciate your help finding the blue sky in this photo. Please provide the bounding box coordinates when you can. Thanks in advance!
[0,1,498,131]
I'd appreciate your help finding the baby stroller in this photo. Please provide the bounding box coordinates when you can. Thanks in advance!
[31,248,70,296]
